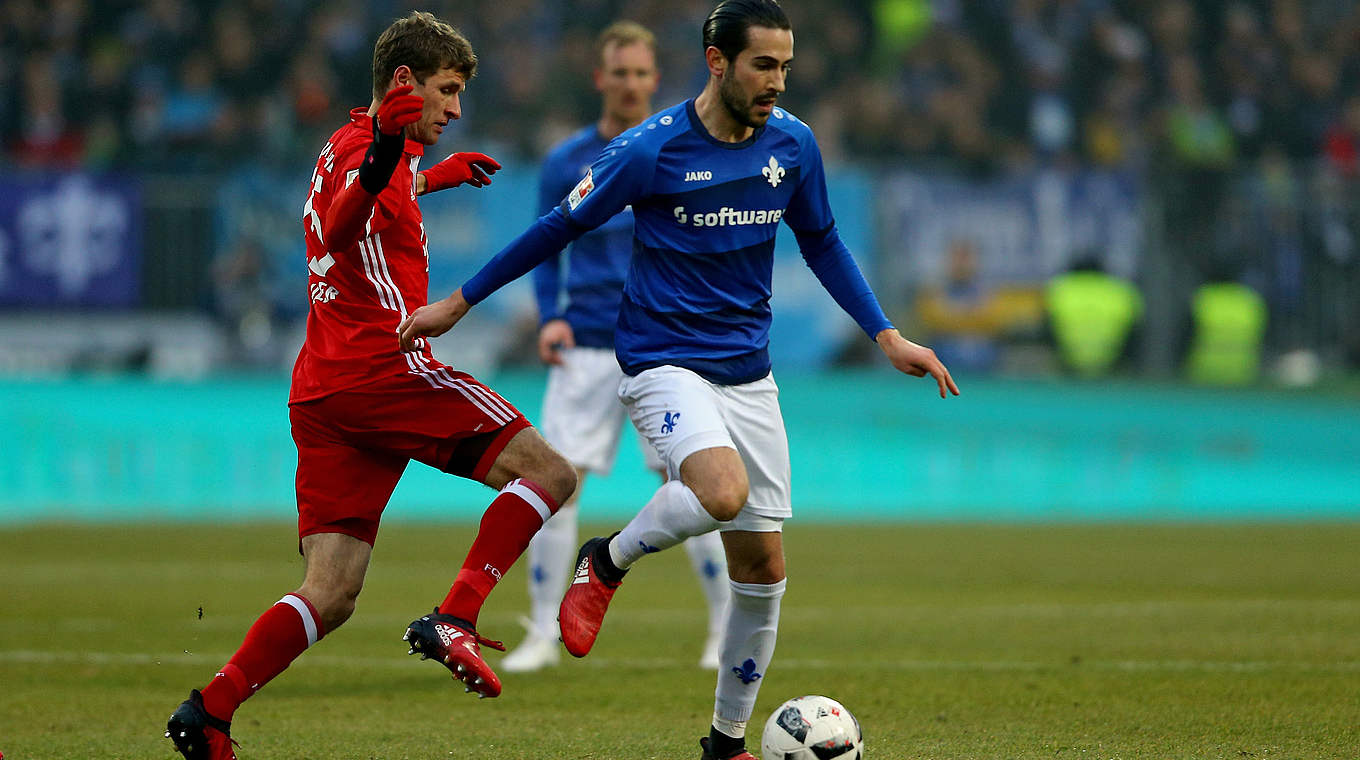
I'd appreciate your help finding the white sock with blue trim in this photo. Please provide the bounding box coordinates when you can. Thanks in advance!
[684,530,730,634]
[713,578,786,731]
[609,480,721,570]
[526,503,577,638]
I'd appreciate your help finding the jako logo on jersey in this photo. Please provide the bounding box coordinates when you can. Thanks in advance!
[566,168,594,211]
[672,205,783,227]
[310,282,339,303]
[684,170,713,182]
[762,156,786,187]
[661,411,681,434]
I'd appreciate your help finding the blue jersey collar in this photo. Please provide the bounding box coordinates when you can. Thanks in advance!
[685,99,765,150]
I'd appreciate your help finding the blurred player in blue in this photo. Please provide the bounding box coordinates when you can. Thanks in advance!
[399,1,959,756]
[501,20,731,674]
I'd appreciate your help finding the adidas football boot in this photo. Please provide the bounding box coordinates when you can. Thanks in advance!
[558,536,625,657]
[165,689,238,760]
[402,609,505,698]
[699,736,757,760]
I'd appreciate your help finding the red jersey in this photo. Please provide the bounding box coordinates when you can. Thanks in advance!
[290,108,449,403]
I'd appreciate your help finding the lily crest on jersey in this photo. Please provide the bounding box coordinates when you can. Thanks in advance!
[762,156,785,188]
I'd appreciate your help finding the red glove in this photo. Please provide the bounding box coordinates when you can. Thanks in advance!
[375,85,424,136]
[421,152,502,192]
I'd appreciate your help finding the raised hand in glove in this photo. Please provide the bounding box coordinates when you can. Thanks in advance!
[374,84,424,135]
[359,84,424,195]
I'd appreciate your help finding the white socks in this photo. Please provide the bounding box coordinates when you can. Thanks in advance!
[609,480,722,570]
[529,488,730,640]
[526,503,578,638]
[683,530,731,635]
[714,578,785,726]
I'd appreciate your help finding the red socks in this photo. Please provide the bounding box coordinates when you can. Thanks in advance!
[438,478,559,626]
[196,479,557,722]
[200,593,325,722]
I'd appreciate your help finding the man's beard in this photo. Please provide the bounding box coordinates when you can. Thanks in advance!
[719,74,769,129]
[410,120,436,146]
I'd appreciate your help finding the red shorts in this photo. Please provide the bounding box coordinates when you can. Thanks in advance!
[289,371,532,546]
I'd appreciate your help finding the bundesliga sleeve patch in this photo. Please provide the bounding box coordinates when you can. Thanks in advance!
[565,168,594,211]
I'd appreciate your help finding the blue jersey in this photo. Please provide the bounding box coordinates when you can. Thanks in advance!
[532,126,634,349]
[464,99,893,385]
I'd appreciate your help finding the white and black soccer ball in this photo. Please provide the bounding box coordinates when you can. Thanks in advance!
[760,695,864,759]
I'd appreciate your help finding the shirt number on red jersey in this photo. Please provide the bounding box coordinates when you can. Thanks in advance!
[304,143,337,275]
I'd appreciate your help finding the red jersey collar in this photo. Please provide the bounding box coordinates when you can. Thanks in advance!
[349,107,425,156]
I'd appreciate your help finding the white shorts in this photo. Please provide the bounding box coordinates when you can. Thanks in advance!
[540,346,663,476]
[618,365,791,528]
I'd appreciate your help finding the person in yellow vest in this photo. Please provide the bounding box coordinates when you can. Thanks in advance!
[1045,256,1143,377]
[1186,277,1267,386]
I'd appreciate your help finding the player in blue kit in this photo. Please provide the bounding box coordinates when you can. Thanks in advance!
[399,1,959,757]
[502,20,731,674]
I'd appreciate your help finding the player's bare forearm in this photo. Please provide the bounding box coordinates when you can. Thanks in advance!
[876,328,960,399]
[398,289,470,352]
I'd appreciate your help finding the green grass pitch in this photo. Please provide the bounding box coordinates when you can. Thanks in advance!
[2,522,1357,759]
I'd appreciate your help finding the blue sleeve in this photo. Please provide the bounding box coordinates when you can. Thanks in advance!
[784,129,891,340]
[781,130,836,234]
[463,208,584,305]
[559,134,653,229]
[463,138,651,306]
[537,150,569,216]
[794,222,894,342]
[530,153,570,322]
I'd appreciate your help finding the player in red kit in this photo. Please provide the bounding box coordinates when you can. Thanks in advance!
[164,12,577,760]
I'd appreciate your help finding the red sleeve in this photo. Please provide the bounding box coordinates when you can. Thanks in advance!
[321,144,406,252]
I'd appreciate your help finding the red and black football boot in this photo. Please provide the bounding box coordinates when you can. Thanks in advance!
[165,689,239,760]
[699,736,758,760]
[557,535,626,657]
[402,609,505,698]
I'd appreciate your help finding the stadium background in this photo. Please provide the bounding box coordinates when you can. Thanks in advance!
[2,0,1358,521]
[4,3,1360,759]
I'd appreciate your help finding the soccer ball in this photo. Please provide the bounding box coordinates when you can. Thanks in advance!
[760,695,864,759]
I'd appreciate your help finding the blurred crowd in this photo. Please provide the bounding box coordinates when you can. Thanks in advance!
[4,0,1359,378]
[4,0,1360,175]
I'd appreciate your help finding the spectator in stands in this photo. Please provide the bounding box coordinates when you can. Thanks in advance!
[1322,95,1360,177]
[5,0,1359,377]
[1045,253,1143,378]
[913,238,1003,373]
[1185,258,1268,386]
[161,53,227,150]
[212,235,280,367]
[5,0,1358,174]
[9,54,84,167]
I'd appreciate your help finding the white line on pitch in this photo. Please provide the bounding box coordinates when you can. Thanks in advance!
[2,650,1357,674]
